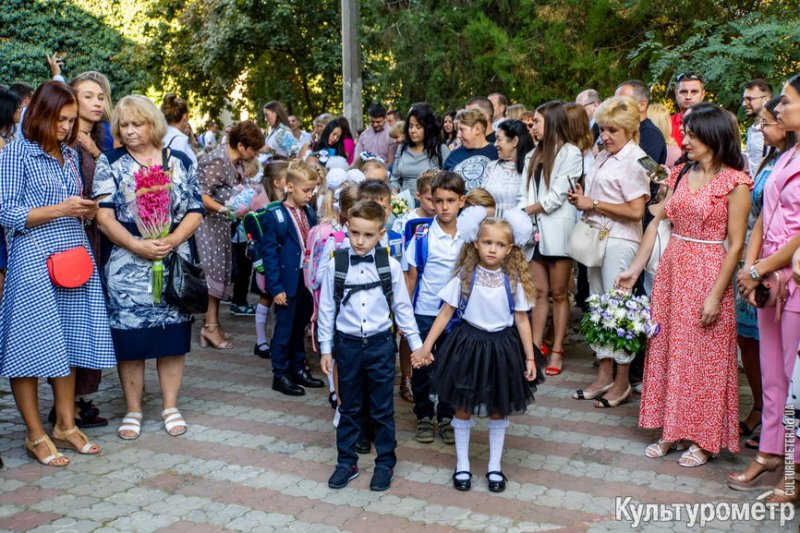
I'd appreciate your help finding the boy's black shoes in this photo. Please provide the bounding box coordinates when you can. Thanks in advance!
[370,466,393,491]
[292,368,324,388]
[328,464,359,489]
[272,376,305,396]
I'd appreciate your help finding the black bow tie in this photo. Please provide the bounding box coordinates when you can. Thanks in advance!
[350,254,374,265]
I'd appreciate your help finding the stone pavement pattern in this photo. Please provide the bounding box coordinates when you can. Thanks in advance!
[0,316,797,533]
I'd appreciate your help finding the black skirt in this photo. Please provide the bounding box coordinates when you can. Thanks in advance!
[433,321,545,417]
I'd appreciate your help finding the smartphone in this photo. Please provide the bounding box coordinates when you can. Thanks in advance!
[567,176,577,192]
[638,156,668,182]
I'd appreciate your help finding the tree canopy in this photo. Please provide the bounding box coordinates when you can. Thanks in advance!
[2,0,798,124]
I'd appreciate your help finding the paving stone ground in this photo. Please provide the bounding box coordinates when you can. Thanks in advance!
[0,310,798,532]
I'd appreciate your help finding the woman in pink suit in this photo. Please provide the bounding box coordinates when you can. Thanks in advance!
[734,73,800,502]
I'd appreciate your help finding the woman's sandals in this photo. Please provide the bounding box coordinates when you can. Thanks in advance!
[728,454,784,491]
[24,435,69,467]
[51,427,101,455]
[644,439,687,458]
[678,444,712,468]
[118,412,143,440]
[162,408,188,436]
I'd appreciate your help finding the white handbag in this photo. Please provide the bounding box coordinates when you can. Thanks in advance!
[565,217,610,267]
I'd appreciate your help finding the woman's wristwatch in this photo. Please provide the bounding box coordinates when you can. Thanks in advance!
[749,264,762,281]
[592,199,599,210]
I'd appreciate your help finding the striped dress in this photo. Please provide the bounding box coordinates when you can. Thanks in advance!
[0,139,116,377]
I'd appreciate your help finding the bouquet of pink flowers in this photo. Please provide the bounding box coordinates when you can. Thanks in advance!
[131,164,172,303]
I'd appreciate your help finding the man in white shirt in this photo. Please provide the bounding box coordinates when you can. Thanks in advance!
[318,200,421,492]
[742,79,773,175]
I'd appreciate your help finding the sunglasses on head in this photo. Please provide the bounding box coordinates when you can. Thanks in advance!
[676,72,704,83]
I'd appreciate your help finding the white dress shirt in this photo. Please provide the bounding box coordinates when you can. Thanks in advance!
[317,249,422,354]
[404,217,463,316]
[438,267,531,332]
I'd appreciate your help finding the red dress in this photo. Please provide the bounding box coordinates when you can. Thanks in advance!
[639,165,751,453]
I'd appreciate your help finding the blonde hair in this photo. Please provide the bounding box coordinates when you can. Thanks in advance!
[389,121,405,140]
[361,159,388,181]
[453,218,534,303]
[286,159,318,184]
[456,108,488,132]
[594,96,640,144]
[465,187,496,209]
[647,103,676,146]
[506,104,526,120]
[111,95,167,148]
[417,168,439,193]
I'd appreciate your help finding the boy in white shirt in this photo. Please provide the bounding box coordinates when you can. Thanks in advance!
[404,171,466,445]
[318,200,422,492]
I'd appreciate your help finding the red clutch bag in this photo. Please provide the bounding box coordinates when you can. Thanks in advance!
[46,246,93,288]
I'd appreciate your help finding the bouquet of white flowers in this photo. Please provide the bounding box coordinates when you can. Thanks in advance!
[580,290,660,355]
[391,195,410,217]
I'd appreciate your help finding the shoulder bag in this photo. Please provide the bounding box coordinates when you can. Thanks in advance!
[164,237,208,314]
[565,163,611,267]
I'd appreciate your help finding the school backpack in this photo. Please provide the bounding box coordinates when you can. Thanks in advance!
[404,217,433,306]
[304,222,347,351]
[385,229,405,260]
[332,247,394,326]
[241,200,283,272]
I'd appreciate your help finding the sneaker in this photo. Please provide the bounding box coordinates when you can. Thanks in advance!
[370,466,393,491]
[438,418,455,445]
[415,417,435,444]
[332,407,341,428]
[328,464,359,489]
[230,304,256,316]
[632,382,643,394]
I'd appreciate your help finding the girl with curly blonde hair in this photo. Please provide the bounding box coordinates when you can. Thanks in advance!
[411,207,544,493]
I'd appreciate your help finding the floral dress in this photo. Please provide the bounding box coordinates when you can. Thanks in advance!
[0,139,115,376]
[93,148,204,360]
[639,165,751,453]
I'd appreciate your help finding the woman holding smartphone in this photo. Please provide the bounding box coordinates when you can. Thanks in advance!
[517,101,582,375]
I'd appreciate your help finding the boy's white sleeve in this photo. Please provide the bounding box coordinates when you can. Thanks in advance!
[317,261,337,354]
[390,259,422,351]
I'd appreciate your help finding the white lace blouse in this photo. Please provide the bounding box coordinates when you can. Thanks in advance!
[438,266,531,332]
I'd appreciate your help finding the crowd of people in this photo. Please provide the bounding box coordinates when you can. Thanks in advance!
[0,54,799,504]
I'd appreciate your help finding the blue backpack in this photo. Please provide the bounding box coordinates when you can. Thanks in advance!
[403,217,434,306]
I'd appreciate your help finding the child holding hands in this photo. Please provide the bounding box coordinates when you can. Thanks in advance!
[411,206,544,493]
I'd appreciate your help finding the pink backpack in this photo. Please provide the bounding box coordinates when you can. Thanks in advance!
[303,221,347,350]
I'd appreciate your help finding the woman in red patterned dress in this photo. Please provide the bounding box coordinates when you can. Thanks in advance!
[616,104,751,467]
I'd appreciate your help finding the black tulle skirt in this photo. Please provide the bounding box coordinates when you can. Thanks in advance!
[432,321,545,417]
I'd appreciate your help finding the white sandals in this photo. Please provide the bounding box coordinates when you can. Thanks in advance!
[118,412,143,440]
[161,408,188,436]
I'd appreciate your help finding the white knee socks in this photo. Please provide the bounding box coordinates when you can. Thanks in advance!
[451,417,475,481]
[487,418,509,481]
[255,304,269,347]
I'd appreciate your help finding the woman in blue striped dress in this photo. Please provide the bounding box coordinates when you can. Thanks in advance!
[0,82,116,466]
